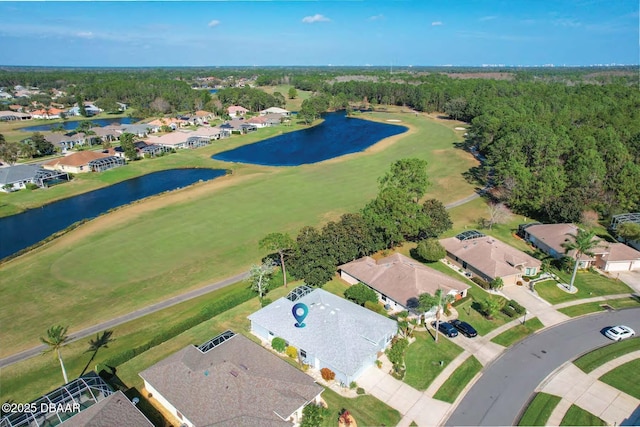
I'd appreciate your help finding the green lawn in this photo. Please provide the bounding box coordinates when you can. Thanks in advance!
[517,392,562,426]
[573,338,640,373]
[432,355,482,403]
[320,388,401,427]
[403,331,464,390]
[0,111,480,357]
[452,285,513,337]
[0,278,284,404]
[558,296,640,317]
[534,270,633,305]
[490,317,544,347]
[559,404,606,426]
[599,358,640,399]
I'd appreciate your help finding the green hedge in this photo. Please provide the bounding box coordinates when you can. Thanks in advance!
[471,277,490,289]
[501,305,518,318]
[101,286,255,368]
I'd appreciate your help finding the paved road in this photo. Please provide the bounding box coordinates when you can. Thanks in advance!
[445,308,640,426]
[0,271,249,369]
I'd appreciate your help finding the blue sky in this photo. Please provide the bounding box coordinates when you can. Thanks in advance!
[0,0,637,67]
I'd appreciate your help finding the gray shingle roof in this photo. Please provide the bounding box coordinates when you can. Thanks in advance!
[60,390,153,427]
[0,164,40,185]
[139,334,322,426]
[248,289,397,378]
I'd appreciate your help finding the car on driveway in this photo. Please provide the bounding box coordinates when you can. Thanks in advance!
[432,321,459,338]
[604,325,635,341]
[450,319,478,337]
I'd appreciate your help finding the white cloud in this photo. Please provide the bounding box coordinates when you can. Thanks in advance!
[208,20,220,27]
[302,14,330,24]
[369,14,384,21]
[76,31,94,39]
[431,21,443,26]
[479,16,497,22]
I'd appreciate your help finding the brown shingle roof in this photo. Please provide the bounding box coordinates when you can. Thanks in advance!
[139,334,322,426]
[339,253,470,307]
[603,242,640,262]
[440,235,541,280]
[60,390,153,427]
[43,151,109,168]
[526,223,607,260]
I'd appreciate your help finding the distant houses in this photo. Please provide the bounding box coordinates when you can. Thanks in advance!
[227,105,249,118]
[140,331,323,427]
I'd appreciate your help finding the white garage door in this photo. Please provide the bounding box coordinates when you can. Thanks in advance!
[606,261,632,272]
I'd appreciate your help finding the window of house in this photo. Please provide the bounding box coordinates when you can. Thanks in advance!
[300,349,307,359]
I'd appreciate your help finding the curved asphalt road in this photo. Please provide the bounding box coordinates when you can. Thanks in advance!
[446,308,640,426]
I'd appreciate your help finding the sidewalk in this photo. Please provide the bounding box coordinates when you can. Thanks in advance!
[502,285,570,326]
[539,350,640,426]
[553,293,634,309]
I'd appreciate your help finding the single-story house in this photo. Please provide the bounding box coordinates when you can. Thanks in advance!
[59,390,153,427]
[145,132,189,149]
[228,105,249,118]
[246,116,269,128]
[88,155,126,172]
[0,372,139,427]
[440,231,542,286]
[264,113,286,126]
[0,165,40,192]
[523,223,607,268]
[188,126,225,141]
[30,108,65,119]
[120,124,159,137]
[260,107,291,117]
[146,118,180,129]
[248,287,397,386]
[594,242,640,272]
[0,165,69,192]
[90,126,121,142]
[139,331,323,427]
[338,253,471,314]
[67,103,102,117]
[43,151,112,174]
[0,111,32,121]
[44,133,97,151]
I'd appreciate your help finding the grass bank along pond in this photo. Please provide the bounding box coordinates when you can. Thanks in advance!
[0,168,226,261]
[213,111,408,166]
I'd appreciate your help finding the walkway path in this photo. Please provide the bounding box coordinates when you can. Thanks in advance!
[553,293,634,309]
[501,285,570,326]
[540,350,640,426]
[0,271,250,369]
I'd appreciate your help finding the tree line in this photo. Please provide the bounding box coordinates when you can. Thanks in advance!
[254,159,453,290]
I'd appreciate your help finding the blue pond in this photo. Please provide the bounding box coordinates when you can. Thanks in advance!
[20,117,141,132]
[212,112,407,166]
[0,168,226,260]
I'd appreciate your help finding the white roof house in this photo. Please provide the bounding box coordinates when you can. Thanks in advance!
[248,287,397,386]
[260,107,291,116]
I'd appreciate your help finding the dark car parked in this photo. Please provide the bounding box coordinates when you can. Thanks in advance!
[450,319,478,337]
[432,321,459,338]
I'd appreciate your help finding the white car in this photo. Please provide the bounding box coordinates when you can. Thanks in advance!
[604,325,635,341]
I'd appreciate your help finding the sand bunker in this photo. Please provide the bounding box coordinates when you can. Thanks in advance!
[455,127,467,130]
[386,119,402,122]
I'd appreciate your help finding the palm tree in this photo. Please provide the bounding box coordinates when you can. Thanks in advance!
[41,325,70,383]
[419,289,455,343]
[79,330,114,376]
[561,229,601,293]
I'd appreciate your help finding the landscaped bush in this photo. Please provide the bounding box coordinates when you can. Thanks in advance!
[510,300,526,314]
[321,367,336,381]
[285,345,298,359]
[356,387,365,395]
[501,305,517,318]
[349,381,357,389]
[25,183,39,190]
[471,276,490,289]
[271,337,286,353]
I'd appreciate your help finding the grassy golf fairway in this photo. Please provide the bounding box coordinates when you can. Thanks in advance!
[0,112,479,357]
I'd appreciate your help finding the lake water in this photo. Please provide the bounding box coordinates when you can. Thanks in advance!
[20,117,141,132]
[212,112,407,166]
[0,168,226,260]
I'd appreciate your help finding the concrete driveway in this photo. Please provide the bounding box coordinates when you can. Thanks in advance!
[617,271,640,293]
